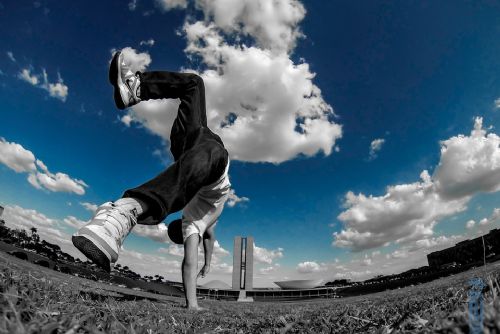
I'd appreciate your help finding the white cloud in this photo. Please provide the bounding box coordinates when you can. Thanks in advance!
[110,47,151,74]
[296,261,326,273]
[0,138,37,173]
[226,189,249,208]
[259,264,280,275]
[124,0,341,164]
[18,68,68,102]
[6,51,16,62]
[0,138,86,195]
[80,202,98,213]
[466,219,476,229]
[132,223,171,243]
[368,138,385,160]
[194,0,306,53]
[28,171,88,195]
[334,170,467,251]
[18,68,39,85]
[495,98,500,109]
[159,240,229,261]
[155,0,187,11]
[119,247,182,278]
[334,118,500,252]
[120,114,133,127]
[472,208,500,232]
[63,216,87,229]
[253,243,284,264]
[1,205,85,260]
[433,117,500,199]
[128,0,137,11]
[139,38,155,47]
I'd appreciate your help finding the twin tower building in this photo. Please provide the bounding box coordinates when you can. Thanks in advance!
[232,236,253,300]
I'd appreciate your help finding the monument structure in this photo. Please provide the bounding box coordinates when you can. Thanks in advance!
[232,236,254,301]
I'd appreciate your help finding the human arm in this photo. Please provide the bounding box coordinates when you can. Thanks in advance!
[182,233,203,310]
[198,223,216,278]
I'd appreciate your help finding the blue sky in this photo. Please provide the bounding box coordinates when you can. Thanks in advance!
[1,0,500,287]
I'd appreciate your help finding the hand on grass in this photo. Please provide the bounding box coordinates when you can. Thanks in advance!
[198,264,210,278]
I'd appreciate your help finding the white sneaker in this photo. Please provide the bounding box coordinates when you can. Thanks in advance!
[109,50,141,110]
[72,202,137,272]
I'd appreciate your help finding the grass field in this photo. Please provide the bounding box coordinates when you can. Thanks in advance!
[1,252,500,334]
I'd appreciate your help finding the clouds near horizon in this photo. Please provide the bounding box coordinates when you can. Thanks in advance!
[0,138,87,195]
[334,117,500,252]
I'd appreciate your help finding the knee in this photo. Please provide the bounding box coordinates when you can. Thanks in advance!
[189,73,204,87]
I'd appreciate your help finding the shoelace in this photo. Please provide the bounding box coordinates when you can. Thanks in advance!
[121,60,140,104]
[95,204,137,246]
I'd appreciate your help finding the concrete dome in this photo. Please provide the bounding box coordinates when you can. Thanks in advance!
[274,279,324,289]
[202,280,231,289]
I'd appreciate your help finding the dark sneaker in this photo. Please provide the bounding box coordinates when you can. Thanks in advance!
[109,51,141,109]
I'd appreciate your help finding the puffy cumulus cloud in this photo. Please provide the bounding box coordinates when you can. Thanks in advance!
[368,138,385,161]
[0,138,87,195]
[155,0,188,11]
[226,189,249,208]
[120,115,133,127]
[63,216,88,229]
[495,98,500,109]
[18,68,39,85]
[467,207,500,236]
[132,223,170,243]
[254,243,284,264]
[125,0,341,164]
[334,118,500,252]
[28,171,88,195]
[80,202,98,213]
[183,22,341,163]
[194,0,306,53]
[0,138,37,173]
[40,70,68,101]
[434,117,500,199]
[466,220,476,229]
[296,261,327,273]
[3,205,57,228]
[110,47,151,74]
[18,68,68,101]
[334,170,468,251]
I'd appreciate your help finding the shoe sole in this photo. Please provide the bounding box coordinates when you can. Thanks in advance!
[109,51,127,110]
[72,235,111,273]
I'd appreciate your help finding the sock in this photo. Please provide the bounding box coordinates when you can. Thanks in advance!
[114,198,144,218]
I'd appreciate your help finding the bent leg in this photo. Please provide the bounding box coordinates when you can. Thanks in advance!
[122,138,228,225]
[139,71,207,160]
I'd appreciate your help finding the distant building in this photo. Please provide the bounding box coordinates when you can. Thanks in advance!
[232,236,254,302]
[427,229,500,267]
[232,236,254,291]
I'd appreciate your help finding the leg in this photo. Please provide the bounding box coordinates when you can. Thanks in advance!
[123,138,229,225]
[138,71,208,160]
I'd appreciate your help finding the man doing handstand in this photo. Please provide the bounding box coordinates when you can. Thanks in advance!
[72,50,231,310]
